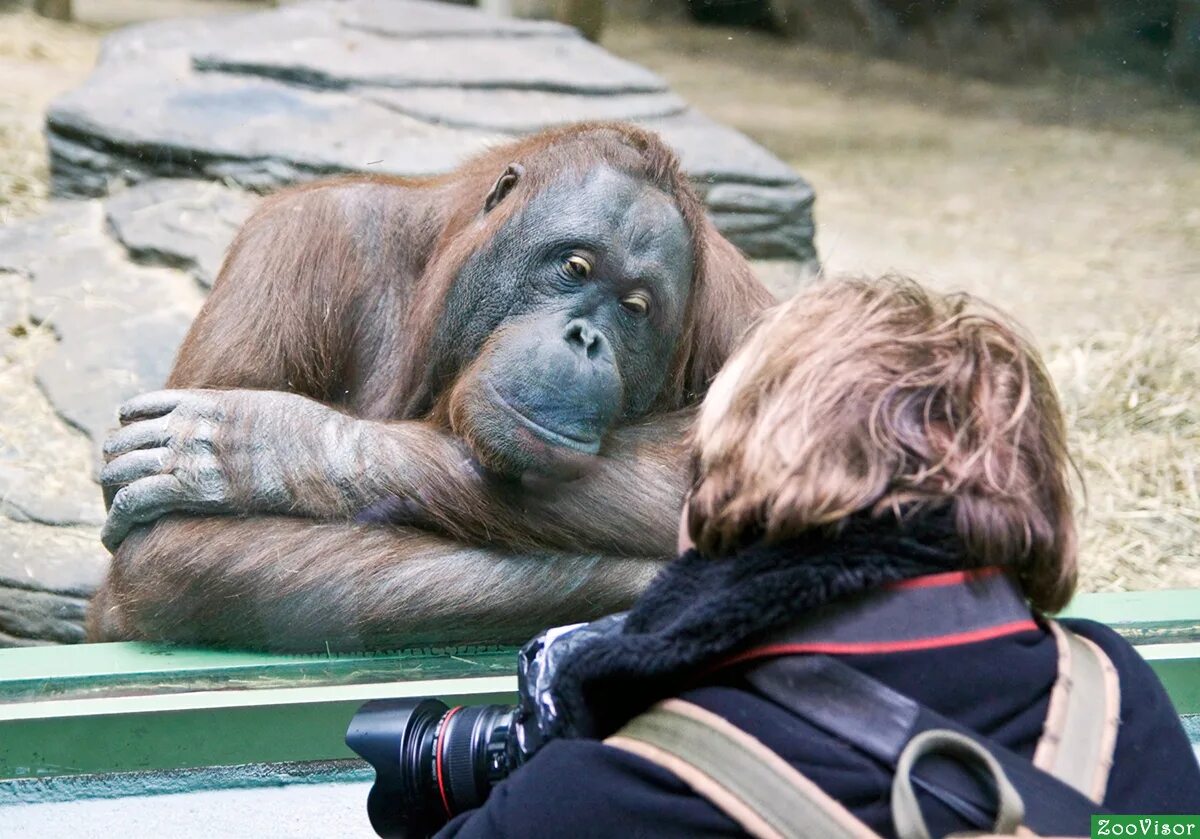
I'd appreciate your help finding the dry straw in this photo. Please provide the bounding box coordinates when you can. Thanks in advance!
[1047,316,1200,592]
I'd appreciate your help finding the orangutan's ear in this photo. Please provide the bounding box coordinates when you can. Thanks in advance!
[484,164,524,212]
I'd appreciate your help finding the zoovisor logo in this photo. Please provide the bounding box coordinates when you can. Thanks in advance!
[1093,816,1200,837]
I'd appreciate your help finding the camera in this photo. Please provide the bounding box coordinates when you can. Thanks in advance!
[345,614,626,838]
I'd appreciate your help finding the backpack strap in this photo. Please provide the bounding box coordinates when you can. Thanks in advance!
[743,654,1108,835]
[603,622,1119,838]
[891,729,1028,839]
[1033,621,1121,802]
[605,698,878,839]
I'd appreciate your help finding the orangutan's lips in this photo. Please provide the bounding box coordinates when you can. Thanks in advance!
[485,381,602,455]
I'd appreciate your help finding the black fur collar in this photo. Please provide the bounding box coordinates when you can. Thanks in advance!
[547,509,964,739]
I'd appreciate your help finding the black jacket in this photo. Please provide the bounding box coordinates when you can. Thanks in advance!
[441,616,1200,838]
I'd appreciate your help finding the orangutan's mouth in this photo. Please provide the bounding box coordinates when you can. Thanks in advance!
[485,381,603,455]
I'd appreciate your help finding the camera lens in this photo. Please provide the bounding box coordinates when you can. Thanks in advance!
[346,697,448,839]
[436,704,516,814]
[346,699,518,839]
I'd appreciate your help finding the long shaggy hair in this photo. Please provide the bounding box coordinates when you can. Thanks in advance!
[687,276,1077,613]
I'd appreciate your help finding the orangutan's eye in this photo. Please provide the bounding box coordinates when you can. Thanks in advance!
[621,291,651,317]
[565,254,592,279]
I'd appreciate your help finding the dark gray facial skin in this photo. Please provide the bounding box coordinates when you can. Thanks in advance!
[438,165,694,478]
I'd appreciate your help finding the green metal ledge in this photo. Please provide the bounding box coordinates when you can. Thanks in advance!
[0,641,519,703]
[0,643,518,781]
[1060,589,1200,645]
[0,589,1195,785]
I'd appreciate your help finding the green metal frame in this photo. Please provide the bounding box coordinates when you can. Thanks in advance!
[0,641,519,703]
[1059,590,1200,715]
[0,643,518,781]
[1060,589,1200,645]
[0,589,1195,787]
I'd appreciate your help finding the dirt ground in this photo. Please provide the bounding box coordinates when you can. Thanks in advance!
[0,1,277,224]
[1,3,1198,592]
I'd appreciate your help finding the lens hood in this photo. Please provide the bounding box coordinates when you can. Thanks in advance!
[346,697,450,839]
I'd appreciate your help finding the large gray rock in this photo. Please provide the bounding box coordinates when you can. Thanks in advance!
[0,462,104,529]
[0,266,105,531]
[45,0,817,263]
[48,62,506,194]
[105,179,258,288]
[0,585,89,645]
[0,523,107,599]
[47,60,501,195]
[193,33,666,94]
[341,0,575,37]
[0,201,206,465]
[0,199,206,647]
[365,87,688,133]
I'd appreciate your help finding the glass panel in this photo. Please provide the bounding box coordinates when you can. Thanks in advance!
[0,0,1195,677]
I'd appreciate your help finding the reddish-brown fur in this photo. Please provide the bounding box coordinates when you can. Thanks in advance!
[88,123,775,651]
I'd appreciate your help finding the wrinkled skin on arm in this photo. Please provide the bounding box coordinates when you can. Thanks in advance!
[91,124,773,651]
[100,388,463,549]
[100,387,695,557]
[93,518,667,651]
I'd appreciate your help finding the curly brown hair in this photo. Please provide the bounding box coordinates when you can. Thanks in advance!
[687,276,1077,613]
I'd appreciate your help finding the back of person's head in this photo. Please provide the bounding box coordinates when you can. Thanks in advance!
[687,275,1076,613]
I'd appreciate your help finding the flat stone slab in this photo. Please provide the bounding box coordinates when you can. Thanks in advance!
[194,33,667,94]
[0,523,107,599]
[48,62,502,196]
[365,87,688,133]
[45,0,817,263]
[0,585,89,645]
[0,272,105,532]
[105,179,258,288]
[341,0,575,38]
[0,201,205,466]
[0,199,208,646]
[0,460,104,530]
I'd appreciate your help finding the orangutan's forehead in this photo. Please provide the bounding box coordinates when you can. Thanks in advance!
[515,166,689,261]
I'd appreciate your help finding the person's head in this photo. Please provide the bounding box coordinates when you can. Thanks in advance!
[684,276,1077,613]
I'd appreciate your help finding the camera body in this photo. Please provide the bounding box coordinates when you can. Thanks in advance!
[346,613,626,838]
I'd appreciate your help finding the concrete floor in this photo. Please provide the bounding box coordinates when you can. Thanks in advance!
[1,727,1195,836]
[0,780,378,838]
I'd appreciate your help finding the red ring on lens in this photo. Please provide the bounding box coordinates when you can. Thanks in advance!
[435,705,466,819]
